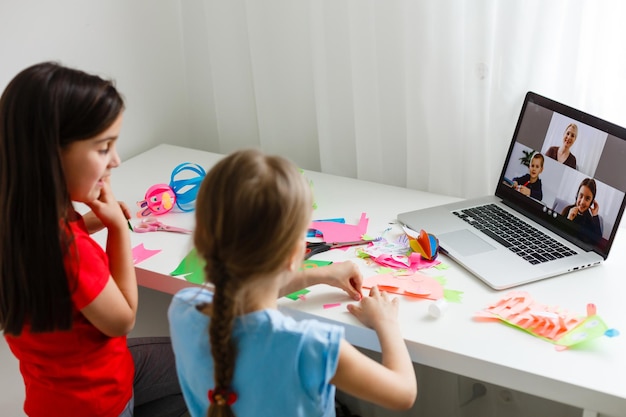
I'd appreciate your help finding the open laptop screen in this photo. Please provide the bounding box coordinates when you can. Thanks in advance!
[496,92,626,258]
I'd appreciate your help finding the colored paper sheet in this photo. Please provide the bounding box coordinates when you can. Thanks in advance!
[363,272,463,303]
[132,243,161,265]
[170,247,205,284]
[301,259,333,269]
[284,259,333,300]
[309,213,369,242]
[362,272,444,300]
[307,218,345,237]
[284,289,310,301]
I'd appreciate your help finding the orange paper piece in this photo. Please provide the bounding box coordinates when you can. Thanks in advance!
[362,272,444,300]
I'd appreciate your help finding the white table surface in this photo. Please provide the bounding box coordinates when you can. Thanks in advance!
[98,144,626,417]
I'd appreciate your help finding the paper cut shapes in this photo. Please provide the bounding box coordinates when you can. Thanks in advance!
[357,231,440,272]
[403,226,439,261]
[475,291,619,350]
[301,259,333,269]
[307,218,345,237]
[309,213,369,242]
[284,289,310,301]
[170,247,205,284]
[132,243,162,265]
[363,270,463,303]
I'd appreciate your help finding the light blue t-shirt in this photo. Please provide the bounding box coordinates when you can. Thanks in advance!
[168,287,344,417]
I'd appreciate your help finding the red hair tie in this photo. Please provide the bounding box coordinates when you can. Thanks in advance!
[208,387,238,406]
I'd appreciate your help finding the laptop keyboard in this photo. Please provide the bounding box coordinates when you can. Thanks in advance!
[452,204,577,265]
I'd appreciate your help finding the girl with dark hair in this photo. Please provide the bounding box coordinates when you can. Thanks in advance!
[561,177,602,244]
[168,149,417,417]
[0,62,187,417]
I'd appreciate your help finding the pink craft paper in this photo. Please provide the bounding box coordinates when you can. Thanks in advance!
[362,272,444,300]
[477,291,583,341]
[323,303,342,309]
[310,213,368,242]
[132,243,162,265]
[370,252,439,271]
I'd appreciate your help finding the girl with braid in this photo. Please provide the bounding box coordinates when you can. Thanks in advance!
[168,149,417,417]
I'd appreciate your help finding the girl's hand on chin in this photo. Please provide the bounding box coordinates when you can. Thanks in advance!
[86,180,127,230]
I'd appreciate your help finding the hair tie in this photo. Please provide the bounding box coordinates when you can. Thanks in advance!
[208,387,237,406]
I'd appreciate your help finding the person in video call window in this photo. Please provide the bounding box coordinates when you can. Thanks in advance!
[546,123,578,169]
[561,177,602,244]
[512,153,544,201]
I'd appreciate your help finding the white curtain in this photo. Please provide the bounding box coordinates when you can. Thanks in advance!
[181,0,626,199]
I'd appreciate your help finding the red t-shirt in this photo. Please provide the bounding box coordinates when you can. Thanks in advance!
[4,217,134,417]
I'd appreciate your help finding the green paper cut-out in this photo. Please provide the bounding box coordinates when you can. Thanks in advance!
[301,259,333,269]
[443,289,464,303]
[170,247,205,284]
[285,289,310,301]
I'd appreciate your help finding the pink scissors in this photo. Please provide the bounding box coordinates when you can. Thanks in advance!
[133,218,193,234]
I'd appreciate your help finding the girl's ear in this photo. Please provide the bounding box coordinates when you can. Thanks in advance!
[286,241,305,272]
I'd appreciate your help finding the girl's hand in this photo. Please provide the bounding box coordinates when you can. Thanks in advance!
[567,206,579,220]
[85,179,128,230]
[347,286,399,331]
[83,201,131,234]
[320,261,363,301]
[281,261,363,300]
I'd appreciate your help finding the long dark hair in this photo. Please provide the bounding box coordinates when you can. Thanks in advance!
[0,62,124,335]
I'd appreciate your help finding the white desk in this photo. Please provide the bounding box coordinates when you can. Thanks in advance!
[103,144,626,417]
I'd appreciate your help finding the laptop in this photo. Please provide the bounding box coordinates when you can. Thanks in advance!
[398,91,626,289]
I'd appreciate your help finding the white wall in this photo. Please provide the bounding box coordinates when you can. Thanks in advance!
[0,0,193,160]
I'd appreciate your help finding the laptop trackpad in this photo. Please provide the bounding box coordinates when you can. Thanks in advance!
[440,229,496,256]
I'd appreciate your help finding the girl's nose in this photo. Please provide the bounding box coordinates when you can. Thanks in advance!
[110,150,121,168]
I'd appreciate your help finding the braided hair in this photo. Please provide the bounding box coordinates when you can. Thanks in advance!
[194,149,312,417]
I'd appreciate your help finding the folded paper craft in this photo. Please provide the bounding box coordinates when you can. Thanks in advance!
[475,291,619,350]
